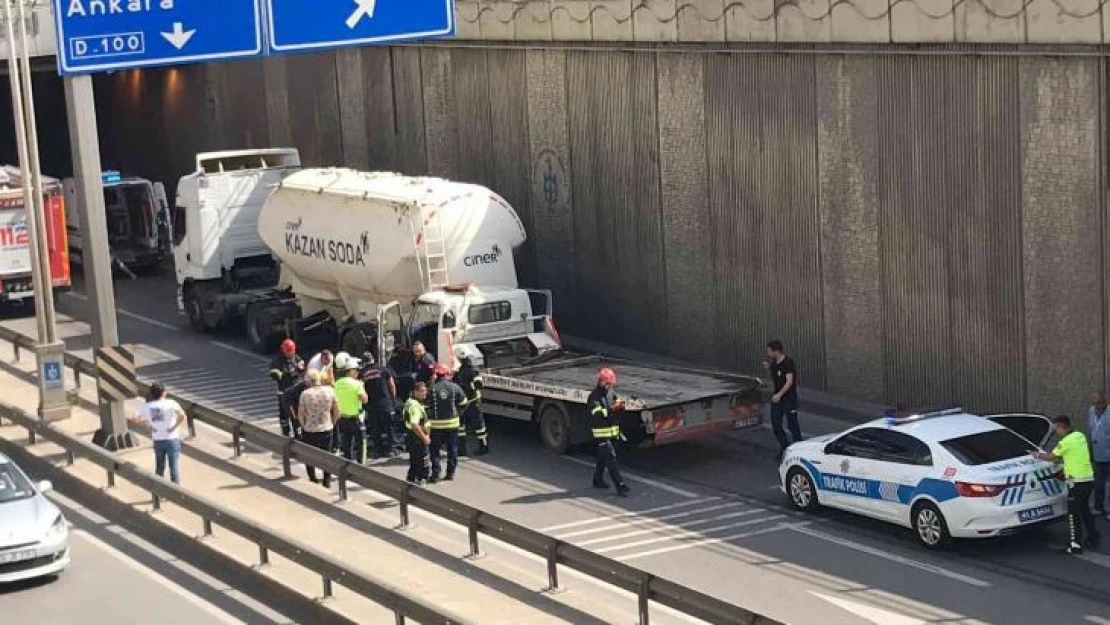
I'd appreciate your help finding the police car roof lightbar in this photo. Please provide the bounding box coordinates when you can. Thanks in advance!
[886,406,964,425]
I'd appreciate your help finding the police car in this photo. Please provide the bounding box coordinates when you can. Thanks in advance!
[779,408,1067,549]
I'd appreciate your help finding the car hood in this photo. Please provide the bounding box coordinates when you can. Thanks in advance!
[0,495,57,547]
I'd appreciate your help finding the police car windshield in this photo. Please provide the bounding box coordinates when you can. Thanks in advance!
[940,429,1033,466]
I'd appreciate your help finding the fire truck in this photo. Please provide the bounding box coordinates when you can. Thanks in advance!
[0,165,72,309]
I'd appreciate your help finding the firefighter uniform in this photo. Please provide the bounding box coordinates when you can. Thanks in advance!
[429,374,466,481]
[588,375,629,496]
[268,348,305,439]
[404,396,431,484]
[456,360,489,456]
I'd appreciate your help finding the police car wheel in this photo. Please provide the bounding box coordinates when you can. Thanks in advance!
[786,468,819,512]
[912,501,951,549]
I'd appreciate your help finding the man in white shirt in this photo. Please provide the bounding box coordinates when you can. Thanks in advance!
[128,383,187,485]
[307,350,335,385]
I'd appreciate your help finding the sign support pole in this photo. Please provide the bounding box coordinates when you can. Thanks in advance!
[6,0,69,423]
[64,73,133,449]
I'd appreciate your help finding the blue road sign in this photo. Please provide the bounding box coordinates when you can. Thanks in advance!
[53,0,263,75]
[267,0,454,53]
[43,361,63,390]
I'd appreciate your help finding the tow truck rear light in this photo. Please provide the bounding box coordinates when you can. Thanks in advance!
[955,481,1015,498]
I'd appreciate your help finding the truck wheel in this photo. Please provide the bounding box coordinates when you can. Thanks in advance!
[538,402,571,454]
[245,304,273,354]
[184,290,212,334]
[340,327,370,359]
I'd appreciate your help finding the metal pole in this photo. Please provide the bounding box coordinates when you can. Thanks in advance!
[5,0,69,423]
[64,71,132,448]
[15,0,58,340]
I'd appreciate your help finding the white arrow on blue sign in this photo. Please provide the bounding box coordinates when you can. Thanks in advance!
[54,0,264,76]
[266,0,454,53]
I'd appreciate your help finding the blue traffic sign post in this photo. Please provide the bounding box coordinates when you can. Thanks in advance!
[267,0,454,53]
[53,0,263,75]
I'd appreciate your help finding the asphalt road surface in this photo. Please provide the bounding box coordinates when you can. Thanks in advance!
[0,488,285,625]
[6,270,1110,625]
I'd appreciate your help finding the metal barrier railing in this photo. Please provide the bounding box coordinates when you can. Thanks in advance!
[0,326,780,625]
[0,399,468,625]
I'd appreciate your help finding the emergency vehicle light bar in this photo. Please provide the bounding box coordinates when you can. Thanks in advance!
[102,171,122,184]
[887,406,963,425]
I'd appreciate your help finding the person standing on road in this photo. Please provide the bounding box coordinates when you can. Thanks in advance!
[297,370,338,488]
[766,340,802,461]
[128,383,187,485]
[412,342,437,387]
[1032,415,1100,554]
[360,351,399,459]
[404,382,432,485]
[456,356,490,457]
[308,349,335,386]
[589,367,630,497]
[268,339,305,439]
[333,353,369,465]
[428,363,466,482]
[1088,392,1110,516]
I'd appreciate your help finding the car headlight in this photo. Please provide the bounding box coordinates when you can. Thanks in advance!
[42,515,67,542]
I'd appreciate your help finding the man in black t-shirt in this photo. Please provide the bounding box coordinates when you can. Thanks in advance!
[766,340,802,460]
[360,352,398,459]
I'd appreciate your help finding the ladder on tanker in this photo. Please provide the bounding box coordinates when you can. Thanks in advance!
[419,211,450,290]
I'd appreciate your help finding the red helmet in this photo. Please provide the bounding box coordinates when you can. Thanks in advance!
[280,339,296,356]
[434,363,451,377]
[597,367,617,386]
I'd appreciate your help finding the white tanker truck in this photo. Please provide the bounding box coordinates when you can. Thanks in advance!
[176,158,767,452]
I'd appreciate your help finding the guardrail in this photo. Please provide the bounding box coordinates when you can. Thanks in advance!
[0,399,467,625]
[0,325,781,625]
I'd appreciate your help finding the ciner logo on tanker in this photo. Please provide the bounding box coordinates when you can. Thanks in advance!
[284,225,370,267]
[464,244,503,267]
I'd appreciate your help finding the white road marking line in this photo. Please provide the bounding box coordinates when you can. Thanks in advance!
[1075,550,1110,569]
[210,340,269,363]
[539,497,721,532]
[1085,616,1110,625]
[556,501,745,538]
[577,508,766,547]
[616,522,802,562]
[595,514,783,553]
[118,308,180,332]
[790,526,991,588]
[810,591,925,625]
[72,529,245,625]
[560,455,700,498]
[143,368,207,379]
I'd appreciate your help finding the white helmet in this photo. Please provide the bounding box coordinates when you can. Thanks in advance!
[333,351,352,371]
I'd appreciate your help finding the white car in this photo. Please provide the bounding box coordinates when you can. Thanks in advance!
[779,408,1067,548]
[0,454,70,582]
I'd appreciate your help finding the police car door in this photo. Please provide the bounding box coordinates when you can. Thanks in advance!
[819,428,889,517]
[867,429,934,523]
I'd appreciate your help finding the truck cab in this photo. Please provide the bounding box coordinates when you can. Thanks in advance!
[377,285,561,382]
[63,171,171,271]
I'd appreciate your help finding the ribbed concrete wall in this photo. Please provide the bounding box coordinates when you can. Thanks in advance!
[89,48,1109,417]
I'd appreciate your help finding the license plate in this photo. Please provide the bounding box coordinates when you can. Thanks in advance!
[0,548,36,564]
[733,417,760,429]
[1018,504,1055,523]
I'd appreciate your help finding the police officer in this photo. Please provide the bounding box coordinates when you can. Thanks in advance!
[268,339,305,439]
[404,382,432,485]
[588,367,630,497]
[428,363,466,482]
[456,357,489,457]
[360,351,398,459]
[333,352,369,465]
[1032,415,1101,554]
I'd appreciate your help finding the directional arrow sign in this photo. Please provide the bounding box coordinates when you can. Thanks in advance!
[53,0,263,75]
[161,23,197,50]
[267,0,454,53]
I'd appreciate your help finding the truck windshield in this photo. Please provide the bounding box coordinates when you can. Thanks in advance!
[940,429,1033,466]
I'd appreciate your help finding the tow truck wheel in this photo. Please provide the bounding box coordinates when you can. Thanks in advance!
[538,402,571,454]
[786,468,819,512]
[184,291,212,334]
[912,501,952,550]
